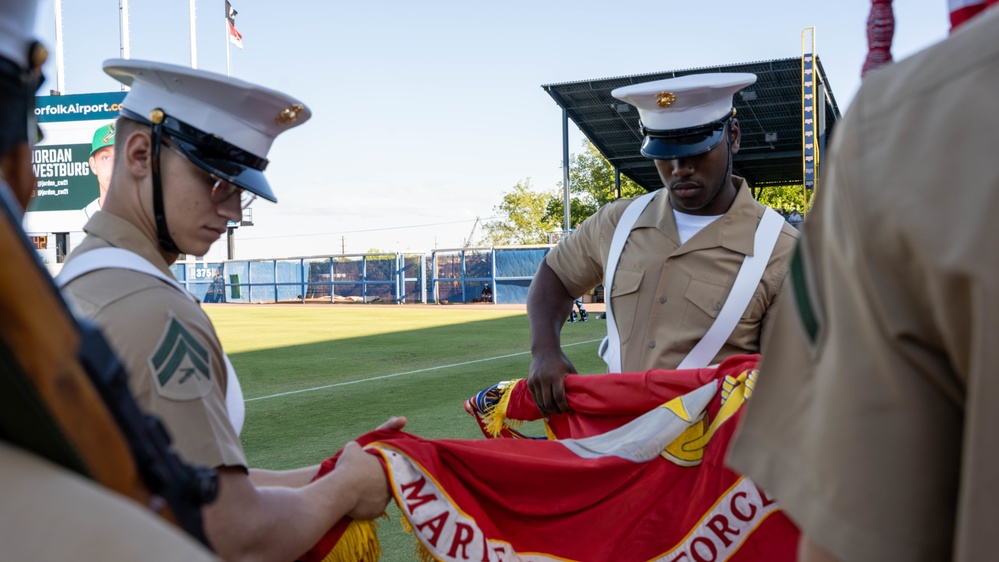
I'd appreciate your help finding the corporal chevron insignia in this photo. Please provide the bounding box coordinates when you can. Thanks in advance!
[149,313,213,401]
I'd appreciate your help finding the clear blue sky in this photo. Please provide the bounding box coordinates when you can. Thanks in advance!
[34,1,949,258]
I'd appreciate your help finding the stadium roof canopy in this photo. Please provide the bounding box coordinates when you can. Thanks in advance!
[542,57,842,192]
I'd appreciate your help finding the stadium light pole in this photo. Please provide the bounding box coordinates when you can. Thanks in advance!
[227,227,235,260]
[53,0,65,93]
[189,0,197,69]
[562,108,570,233]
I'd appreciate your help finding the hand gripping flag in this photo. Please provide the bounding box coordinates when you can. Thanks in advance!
[299,355,798,561]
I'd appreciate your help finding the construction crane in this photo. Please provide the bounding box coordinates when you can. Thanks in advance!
[463,217,481,248]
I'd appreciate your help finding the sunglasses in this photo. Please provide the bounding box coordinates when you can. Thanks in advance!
[165,141,256,210]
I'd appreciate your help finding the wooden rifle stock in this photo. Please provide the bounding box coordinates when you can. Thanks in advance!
[0,192,216,547]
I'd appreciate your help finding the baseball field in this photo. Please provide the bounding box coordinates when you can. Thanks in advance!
[206,303,607,560]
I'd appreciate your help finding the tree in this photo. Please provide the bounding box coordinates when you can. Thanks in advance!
[544,141,644,229]
[755,185,815,214]
[481,179,560,245]
[486,142,646,245]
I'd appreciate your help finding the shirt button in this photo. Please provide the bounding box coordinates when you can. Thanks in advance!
[714,301,722,311]
[659,296,667,304]
[648,341,656,348]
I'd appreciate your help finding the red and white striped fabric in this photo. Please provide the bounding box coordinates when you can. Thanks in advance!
[950,0,998,31]
[862,0,895,77]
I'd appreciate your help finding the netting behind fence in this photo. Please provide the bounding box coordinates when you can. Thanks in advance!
[168,247,552,304]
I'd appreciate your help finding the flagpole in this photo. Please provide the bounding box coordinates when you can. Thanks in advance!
[189,0,198,69]
[119,0,130,59]
[53,0,65,93]
[225,4,231,77]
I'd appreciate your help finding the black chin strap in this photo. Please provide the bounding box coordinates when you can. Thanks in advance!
[716,120,734,198]
[150,122,181,254]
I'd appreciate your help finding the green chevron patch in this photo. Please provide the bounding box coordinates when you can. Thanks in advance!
[790,245,819,343]
[149,313,213,401]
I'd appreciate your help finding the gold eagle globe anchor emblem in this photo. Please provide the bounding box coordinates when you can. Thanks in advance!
[276,104,305,125]
[656,91,677,108]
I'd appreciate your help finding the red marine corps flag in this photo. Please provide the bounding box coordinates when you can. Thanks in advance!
[298,355,799,562]
[226,1,243,49]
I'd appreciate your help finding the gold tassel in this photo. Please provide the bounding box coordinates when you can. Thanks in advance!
[481,379,524,437]
[399,509,439,562]
[319,519,381,562]
[414,541,437,562]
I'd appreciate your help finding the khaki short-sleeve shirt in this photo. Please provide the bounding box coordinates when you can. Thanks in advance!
[546,177,798,372]
[61,212,246,470]
[728,10,999,562]
[0,442,218,560]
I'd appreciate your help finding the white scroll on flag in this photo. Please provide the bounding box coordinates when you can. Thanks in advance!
[226,1,243,49]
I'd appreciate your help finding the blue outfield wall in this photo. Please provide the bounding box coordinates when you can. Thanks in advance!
[168,246,553,305]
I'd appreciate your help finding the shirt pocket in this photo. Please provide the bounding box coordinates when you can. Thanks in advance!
[684,277,729,324]
[608,267,644,344]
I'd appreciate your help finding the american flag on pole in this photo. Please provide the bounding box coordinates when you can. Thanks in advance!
[226,1,243,49]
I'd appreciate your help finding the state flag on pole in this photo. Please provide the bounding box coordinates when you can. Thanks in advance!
[226,1,243,49]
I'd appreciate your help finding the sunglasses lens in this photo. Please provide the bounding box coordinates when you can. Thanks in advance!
[209,180,229,203]
[209,177,255,210]
[240,190,256,210]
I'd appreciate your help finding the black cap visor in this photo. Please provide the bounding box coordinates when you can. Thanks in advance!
[639,112,732,160]
[170,135,277,203]
[641,129,724,160]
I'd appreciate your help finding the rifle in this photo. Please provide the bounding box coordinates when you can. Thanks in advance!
[0,186,217,547]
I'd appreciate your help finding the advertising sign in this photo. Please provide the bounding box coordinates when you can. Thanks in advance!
[24,92,126,232]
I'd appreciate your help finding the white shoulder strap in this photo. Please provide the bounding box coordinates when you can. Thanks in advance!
[598,190,660,373]
[56,247,245,435]
[223,355,244,436]
[56,247,194,302]
[676,207,785,369]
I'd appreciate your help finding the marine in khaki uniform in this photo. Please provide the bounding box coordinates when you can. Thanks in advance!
[0,3,216,558]
[66,211,246,468]
[727,6,999,562]
[528,73,798,415]
[59,59,404,562]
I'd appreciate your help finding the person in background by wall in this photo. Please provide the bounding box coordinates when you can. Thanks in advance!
[786,208,803,228]
[567,297,587,323]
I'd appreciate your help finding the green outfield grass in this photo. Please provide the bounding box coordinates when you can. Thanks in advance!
[205,303,607,561]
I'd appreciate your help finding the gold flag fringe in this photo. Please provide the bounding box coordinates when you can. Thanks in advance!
[400,510,438,562]
[319,518,381,562]
[481,379,523,437]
